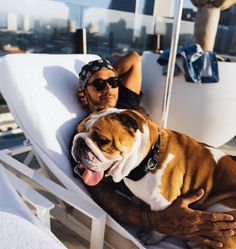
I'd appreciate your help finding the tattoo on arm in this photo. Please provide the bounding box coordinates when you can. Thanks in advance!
[86,182,158,230]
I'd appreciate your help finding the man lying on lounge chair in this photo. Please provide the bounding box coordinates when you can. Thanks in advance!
[75,51,236,248]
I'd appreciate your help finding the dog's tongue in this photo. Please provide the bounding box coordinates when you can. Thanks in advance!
[81,164,104,186]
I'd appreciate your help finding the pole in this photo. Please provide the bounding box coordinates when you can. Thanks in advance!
[74,28,87,54]
[133,0,140,42]
[161,0,184,128]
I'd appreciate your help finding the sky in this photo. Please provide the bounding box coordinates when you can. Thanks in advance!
[184,0,196,9]
[0,0,69,19]
[0,0,196,22]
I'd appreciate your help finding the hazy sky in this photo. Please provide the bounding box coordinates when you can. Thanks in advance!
[0,0,69,19]
[0,0,196,20]
[184,0,197,10]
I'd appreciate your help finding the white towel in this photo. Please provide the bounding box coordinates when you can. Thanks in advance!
[0,167,67,249]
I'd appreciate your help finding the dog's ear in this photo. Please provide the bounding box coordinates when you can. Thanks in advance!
[114,110,146,133]
[76,110,100,133]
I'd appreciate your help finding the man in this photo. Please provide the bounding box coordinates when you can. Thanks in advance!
[76,51,236,248]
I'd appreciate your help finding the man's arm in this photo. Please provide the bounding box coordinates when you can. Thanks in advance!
[113,51,142,95]
[87,183,236,248]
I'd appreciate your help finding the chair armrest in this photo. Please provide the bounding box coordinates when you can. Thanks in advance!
[5,168,55,229]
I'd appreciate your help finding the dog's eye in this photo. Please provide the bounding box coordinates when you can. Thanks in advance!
[91,131,110,147]
[97,138,110,147]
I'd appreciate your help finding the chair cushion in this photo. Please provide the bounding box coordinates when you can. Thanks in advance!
[0,54,100,194]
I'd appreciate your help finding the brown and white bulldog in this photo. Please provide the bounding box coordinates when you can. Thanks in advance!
[71,107,236,248]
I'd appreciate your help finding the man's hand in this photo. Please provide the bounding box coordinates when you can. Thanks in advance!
[154,189,236,248]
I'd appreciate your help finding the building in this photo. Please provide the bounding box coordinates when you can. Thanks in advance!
[7,12,17,31]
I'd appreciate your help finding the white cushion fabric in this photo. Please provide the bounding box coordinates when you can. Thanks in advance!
[141,51,236,147]
[0,167,67,249]
[0,212,66,249]
[0,54,147,248]
[0,54,99,196]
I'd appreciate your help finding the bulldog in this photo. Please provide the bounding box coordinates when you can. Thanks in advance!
[71,107,236,248]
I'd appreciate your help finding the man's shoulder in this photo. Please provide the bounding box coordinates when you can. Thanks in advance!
[117,84,142,110]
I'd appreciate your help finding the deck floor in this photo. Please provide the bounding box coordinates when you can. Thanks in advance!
[51,219,89,249]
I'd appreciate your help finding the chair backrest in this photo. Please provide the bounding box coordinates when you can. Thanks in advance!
[0,54,100,195]
[0,53,152,249]
[141,51,236,147]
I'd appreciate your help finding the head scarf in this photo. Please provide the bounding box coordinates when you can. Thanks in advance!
[79,58,116,88]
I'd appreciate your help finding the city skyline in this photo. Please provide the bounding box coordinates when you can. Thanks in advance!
[0,0,235,57]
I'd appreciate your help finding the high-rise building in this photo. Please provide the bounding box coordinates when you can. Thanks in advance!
[69,20,76,32]
[153,0,176,18]
[108,0,156,15]
[23,15,30,31]
[7,12,17,31]
[108,0,136,13]
[142,0,155,15]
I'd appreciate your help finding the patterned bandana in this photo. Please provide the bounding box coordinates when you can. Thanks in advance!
[79,58,116,88]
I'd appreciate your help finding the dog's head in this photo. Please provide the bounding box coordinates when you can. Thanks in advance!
[71,108,152,185]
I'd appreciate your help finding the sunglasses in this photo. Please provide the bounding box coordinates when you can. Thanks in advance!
[86,77,121,91]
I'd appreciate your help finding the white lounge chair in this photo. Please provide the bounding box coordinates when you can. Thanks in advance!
[141,51,236,148]
[0,54,142,249]
[0,164,66,249]
[0,53,188,249]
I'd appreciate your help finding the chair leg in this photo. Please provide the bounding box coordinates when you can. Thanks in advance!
[36,207,51,230]
[91,215,106,249]
[23,150,35,166]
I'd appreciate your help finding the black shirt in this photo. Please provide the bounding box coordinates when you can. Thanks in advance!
[117,84,142,110]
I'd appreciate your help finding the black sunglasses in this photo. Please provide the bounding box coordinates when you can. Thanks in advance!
[86,77,121,91]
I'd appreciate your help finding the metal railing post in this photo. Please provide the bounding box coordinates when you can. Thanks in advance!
[74,28,87,54]
[161,0,184,128]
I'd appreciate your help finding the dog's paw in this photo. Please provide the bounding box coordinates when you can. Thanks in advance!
[138,230,165,245]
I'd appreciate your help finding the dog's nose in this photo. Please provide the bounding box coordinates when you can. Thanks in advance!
[77,138,87,148]
[77,138,91,156]
[72,138,86,162]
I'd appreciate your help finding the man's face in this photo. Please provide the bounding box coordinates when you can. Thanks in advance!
[85,69,119,111]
